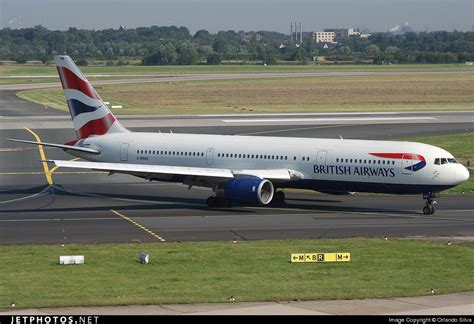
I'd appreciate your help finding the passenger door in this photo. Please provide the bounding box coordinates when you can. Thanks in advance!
[316,150,327,165]
[120,143,129,162]
[206,148,214,165]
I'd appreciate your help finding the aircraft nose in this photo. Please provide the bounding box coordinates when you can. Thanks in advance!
[456,166,470,183]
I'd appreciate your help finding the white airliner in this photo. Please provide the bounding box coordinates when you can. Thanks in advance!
[9,55,470,214]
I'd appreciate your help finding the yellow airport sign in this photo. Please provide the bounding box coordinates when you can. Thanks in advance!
[290,253,351,263]
[291,253,306,263]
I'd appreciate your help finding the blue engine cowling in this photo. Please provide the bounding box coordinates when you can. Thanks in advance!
[219,178,274,205]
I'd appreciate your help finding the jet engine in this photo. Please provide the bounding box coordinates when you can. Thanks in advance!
[217,178,274,205]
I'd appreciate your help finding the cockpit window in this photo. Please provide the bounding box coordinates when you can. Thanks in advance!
[435,157,458,165]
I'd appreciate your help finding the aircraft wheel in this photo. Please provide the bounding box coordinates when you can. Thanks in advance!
[423,204,434,215]
[206,196,216,208]
[274,191,286,202]
[422,205,430,215]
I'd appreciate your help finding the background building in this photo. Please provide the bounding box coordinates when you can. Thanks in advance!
[324,28,361,41]
[312,28,361,43]
[313,31,336,43]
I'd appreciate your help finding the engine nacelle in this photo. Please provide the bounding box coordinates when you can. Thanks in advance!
[218,178,274,205]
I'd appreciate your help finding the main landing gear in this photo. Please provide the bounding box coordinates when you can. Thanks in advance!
[272,190,286,204]
[206,190,287,208]
[422,192,437,215]
[206,196,232,208]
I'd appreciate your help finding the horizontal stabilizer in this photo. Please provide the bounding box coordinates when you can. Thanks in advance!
[6,138,100,154]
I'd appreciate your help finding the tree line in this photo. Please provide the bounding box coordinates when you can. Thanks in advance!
[0,25,473,65]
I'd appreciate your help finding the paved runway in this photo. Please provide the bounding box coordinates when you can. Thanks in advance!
[2,69,473,91]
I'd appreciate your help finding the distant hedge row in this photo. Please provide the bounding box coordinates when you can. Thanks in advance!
[1,25,473,65]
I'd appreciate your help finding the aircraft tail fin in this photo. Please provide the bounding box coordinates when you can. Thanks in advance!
[54,55,128,139]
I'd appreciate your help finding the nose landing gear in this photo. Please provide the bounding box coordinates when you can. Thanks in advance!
[422,192,437,215]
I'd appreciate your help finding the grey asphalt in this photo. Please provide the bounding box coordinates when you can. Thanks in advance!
[0,90,64,116]
[0,81,473,245]
[0,119,473,244]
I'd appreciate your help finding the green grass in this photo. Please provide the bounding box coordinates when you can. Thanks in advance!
[0,238,473,309]
[15,74,474,115]
[403,133,474,194]
[1,63,472,77]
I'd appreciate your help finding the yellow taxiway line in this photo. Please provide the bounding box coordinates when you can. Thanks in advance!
[24,127,53,185]
[110,209,166,242]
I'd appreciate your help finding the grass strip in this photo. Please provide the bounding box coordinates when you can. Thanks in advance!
[0,238,473,309]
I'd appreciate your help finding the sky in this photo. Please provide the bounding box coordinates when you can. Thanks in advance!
[0,0,473,33]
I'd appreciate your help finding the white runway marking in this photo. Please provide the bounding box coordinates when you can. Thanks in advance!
[222,117,437,123]
[203,112,405,117]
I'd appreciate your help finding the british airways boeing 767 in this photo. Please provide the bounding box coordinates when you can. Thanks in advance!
[9,56,470,214]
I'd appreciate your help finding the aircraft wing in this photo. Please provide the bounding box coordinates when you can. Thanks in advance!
[46,160,303,183]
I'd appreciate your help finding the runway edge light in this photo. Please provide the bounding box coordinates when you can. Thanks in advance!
[290,253,351,263]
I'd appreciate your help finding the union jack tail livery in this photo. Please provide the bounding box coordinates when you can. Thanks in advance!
[54,55,128,139]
